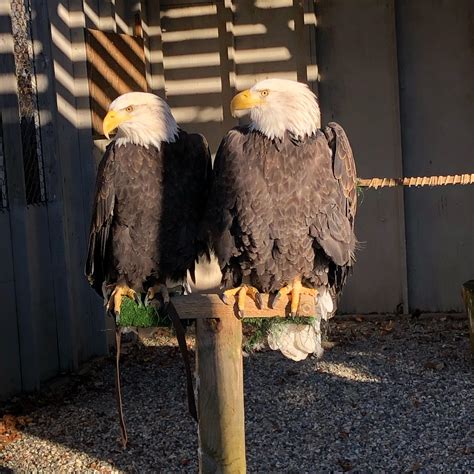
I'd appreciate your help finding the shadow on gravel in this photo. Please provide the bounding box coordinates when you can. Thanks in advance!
[1,317,472,472]
[2,340,199,471]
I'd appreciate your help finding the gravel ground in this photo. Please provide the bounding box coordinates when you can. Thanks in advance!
[1,315,473,473]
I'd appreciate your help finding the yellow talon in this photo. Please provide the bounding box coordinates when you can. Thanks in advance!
[107,282,137,314]
[272,276,317,316]
[145,283,170,307]
[222,285,262,319]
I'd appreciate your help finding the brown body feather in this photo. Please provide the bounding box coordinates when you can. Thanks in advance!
[85,130,211,296]
[204,122,357,294]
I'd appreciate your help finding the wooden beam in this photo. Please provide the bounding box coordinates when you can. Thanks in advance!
[175,292,315,473]
[196,315,246,474]
[171,293,316,320]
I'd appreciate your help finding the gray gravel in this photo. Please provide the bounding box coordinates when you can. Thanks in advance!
[1,315,473,473]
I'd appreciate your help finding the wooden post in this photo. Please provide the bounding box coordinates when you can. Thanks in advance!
[122,293,315,470]
[196,315,246,474]
[462,280,474,353]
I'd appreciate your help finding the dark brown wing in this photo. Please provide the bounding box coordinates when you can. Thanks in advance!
[85,144,116,296]
[158,131,212,282]
[324,122,357,226]
[203,128,268,287]
[309,123,357,271]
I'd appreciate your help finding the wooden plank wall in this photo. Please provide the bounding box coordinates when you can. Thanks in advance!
[316,0,473,313]
[1,0,472,399]
[315,0,408,314]
[0,3,38,396]
[396,0,474,312]
[0,0,110,399]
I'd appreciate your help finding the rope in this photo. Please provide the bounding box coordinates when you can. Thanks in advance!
[358,174,474,189]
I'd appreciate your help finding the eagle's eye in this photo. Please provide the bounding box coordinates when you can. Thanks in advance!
[125,105,134,112]
[260,90,269,97]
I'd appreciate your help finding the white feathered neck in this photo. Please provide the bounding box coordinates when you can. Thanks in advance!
[110,92,178,150]
[248,79,321,141]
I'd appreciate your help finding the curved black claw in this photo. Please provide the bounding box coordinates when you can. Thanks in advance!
[270,291,282,309]
[107,307,117,320]
[134,292,142,307]
[148,297,163,312]
[221,293,230,305]
[144,290,154,307]
[254,291,263,309]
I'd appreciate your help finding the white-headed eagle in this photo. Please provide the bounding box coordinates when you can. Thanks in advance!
[86,92,211,315]
[203,79,357,353]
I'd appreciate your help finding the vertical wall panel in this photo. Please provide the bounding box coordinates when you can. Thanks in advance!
[0,214,22,399]
[26,207,59,380]
[0,4,39,392]
[396,1,474,311]
[316,0,408,313]
[232,0,317,90]
[160,2,225,154]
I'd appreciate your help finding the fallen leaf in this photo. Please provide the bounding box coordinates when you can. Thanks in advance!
[339,430,350,439]
[423,361,445,370]
[322,341,337,350]
[337,459,353,472]
[381,320,395,333]
[411,397,421,409]
[461,446,473,455]
[0,414,25,449]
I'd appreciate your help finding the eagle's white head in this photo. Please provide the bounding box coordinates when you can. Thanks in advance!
[103,92,179,149]
[230,78,321,141]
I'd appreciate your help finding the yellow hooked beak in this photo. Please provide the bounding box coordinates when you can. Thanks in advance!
[102,110,132,139]
[230,89,263,117]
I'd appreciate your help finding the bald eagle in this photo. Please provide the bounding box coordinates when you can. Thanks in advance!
[204,79,357,353]
[86,92,211,314]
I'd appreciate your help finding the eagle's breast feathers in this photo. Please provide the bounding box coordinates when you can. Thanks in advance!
[205,122,357,293]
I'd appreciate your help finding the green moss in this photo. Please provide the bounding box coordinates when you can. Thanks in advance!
[116,297,170,328]
[115,286,188,328]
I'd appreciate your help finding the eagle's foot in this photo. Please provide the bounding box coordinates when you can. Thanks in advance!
[272,277,317,317]
[144,284,170,308]
[107,282,138,315]
[222,285,262,319]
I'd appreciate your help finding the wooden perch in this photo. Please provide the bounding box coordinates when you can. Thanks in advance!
[116,292,316,473]
[171,293,316,320]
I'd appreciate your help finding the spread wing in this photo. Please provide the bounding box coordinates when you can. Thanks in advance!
[85,144,117,296]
